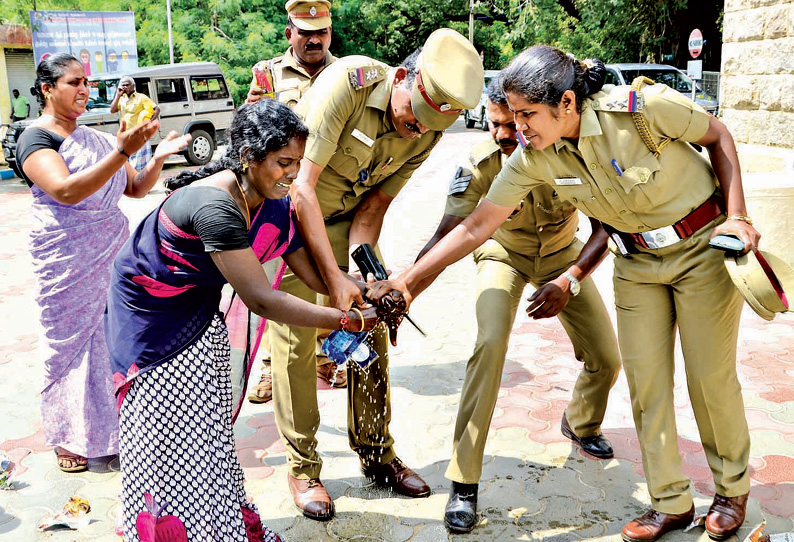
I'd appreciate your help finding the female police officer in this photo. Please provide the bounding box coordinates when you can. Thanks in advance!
[368,44,759,542]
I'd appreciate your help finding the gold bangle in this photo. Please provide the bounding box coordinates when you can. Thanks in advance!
[350,307,365,333]
[726,215,753,225]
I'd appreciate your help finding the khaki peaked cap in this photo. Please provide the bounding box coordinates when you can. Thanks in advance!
[286,0,332,30]
[724,249,794,321]
[412,28,484,131]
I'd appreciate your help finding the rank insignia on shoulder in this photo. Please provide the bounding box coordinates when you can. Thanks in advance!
[348,66,386,90]
[448,167,473,196]
[593,88,645,112]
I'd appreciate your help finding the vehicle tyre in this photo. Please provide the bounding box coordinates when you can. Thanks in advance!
[480,110,488,131]
[464,111,475,129]
[185,129,215,166]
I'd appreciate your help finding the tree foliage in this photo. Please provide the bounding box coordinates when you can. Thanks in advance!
[1,0,724,104]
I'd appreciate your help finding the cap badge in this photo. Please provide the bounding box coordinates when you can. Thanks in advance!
[309,6,317,16]
[439,103,452,112]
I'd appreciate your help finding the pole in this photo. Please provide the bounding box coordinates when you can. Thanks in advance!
[166,0,174,64]
[469,0,474,43]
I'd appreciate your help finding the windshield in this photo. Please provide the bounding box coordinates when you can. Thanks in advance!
[87,78,120,109]
[620,69,702,94]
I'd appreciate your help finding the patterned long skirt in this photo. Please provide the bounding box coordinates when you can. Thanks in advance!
[119,314,281,542]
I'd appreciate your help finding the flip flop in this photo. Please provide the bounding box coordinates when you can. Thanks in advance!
[54,447,88,473]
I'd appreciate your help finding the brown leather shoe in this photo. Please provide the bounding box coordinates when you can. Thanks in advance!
[621,506,695,542]
[361,457,431,498]
[317,362,347,388]
[247,372,273,404]
[705,493,749,540]
[287,474,334,521]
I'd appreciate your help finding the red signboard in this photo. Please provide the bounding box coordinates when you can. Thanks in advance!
[689,29,703,59]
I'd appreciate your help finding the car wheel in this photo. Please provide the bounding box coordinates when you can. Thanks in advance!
[480,110,488,131]
[185,129,215,166]
[464,111,475,129]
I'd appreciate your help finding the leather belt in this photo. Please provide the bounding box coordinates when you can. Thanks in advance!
[608,194,724,253]
[631,194,724,249]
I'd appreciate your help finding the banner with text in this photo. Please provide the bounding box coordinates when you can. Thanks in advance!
[29,10,138,75]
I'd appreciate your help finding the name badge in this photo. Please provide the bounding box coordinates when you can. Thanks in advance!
[554,177,582,186]
[351,129,374,147]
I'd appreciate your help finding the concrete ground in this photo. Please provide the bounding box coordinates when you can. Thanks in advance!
[1,118,792,541]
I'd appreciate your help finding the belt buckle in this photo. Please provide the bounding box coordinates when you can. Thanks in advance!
[640,225,680,249]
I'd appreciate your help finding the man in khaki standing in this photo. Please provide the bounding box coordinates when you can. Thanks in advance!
[245,0,342,404]
[270,29,483,521]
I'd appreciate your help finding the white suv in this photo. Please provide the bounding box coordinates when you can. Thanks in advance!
[463,70,501,131]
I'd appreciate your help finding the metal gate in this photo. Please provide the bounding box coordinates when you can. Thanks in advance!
[5,49,38,119]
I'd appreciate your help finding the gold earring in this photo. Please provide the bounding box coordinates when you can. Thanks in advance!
[566,109,571,114]
[242,161,249,172]
[45,93,51,100]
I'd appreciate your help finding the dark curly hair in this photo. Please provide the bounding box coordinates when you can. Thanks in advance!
[164,99,309,191]
[500,45,607,114]
[486,76,507,106]
[32,53,81,109]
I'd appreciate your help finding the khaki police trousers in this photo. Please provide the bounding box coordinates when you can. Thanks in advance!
[445,238,622,484]
[613,220,750,514]
[269,220,395,479]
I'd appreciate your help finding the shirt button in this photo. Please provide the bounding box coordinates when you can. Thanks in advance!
[640,174,647,182]
[345,147,351,153]
[619,210,626,214]
[538,226,544,232]
[593,101,600,107]
[590,163,597,171]
[605,188,612,194]
[572,197,578,203]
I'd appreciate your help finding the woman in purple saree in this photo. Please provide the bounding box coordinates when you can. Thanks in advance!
[16,53,190,472]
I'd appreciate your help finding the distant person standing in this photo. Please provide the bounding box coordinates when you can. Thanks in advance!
[11,89,30,122]
[110,77,160,172]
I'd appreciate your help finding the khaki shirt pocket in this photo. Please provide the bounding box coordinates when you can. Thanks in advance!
[278,88,301,108]
[614,154,667,207]
[501,200,531,231]
[327,131,373,181]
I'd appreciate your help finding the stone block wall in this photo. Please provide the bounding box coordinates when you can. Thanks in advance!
[721,0,794,149]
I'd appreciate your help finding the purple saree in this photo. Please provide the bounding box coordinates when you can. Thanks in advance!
[28,126,128,458]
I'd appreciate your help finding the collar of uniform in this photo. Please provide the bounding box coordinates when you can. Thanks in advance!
[283,47,336,77]
[553,100,603,154]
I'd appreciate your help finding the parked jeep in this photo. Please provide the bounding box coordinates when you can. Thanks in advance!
[2,61,234,178]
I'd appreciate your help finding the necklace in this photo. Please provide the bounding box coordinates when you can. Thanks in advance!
[233,172,251,229]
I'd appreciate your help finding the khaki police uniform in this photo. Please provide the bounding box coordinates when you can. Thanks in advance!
[248,47,336,109]
[443,138,621,484]
[269,56,445,478]
[487,83,750,513]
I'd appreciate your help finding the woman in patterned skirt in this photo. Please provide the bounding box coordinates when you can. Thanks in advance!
[106,100,378,542]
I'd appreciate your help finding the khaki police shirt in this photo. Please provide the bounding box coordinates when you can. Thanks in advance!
[249,48,336,107]
[445,138,578,257]
[295,55,442,220]
[486,83,715,234]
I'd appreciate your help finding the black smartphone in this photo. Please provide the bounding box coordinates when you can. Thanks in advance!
[351,244,388,281]
[709,234,745,254]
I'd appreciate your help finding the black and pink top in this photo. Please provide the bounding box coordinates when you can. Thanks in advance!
[106,185,303,393]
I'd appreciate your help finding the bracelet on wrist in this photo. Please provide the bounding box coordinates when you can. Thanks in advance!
[350,307,365,332]
[726,215,753,225]
[117,146,130,158]
[340,309,350,331]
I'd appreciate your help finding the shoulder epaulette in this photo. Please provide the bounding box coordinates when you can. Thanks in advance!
[348,64,387,90]
[591,77,670,158]
[468,139,500,167]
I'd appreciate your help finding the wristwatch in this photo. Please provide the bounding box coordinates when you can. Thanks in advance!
[561,272,581,296]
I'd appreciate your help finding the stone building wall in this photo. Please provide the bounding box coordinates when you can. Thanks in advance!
[721,0,794,263]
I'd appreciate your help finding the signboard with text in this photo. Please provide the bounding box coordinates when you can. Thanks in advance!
[29,11,138,75]
[688,28,703,59]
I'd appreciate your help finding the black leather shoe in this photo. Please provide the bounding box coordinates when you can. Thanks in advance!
[444,482,478,533]
[561,413,614,459]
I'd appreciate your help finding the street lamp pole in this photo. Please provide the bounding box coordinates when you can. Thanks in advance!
[166,0,175,64]
[469,0,474,43]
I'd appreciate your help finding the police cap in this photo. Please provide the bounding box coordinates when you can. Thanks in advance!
[285,0,332,31]
[411,28,484,131]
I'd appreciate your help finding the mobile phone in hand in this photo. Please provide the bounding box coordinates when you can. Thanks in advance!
[709,234,745,254]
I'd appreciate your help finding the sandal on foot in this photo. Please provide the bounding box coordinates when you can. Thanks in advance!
[54,447,87,473]
[247,372,273,404]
